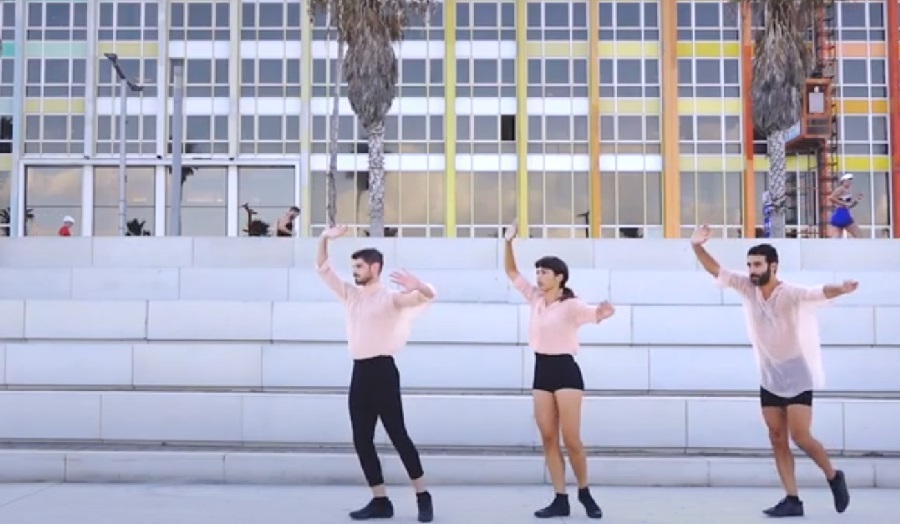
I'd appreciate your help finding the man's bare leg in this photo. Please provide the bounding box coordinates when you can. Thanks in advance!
[787,404,850,513]
[763,407,797,496]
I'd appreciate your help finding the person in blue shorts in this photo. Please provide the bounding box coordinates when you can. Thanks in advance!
[828,173,863,238]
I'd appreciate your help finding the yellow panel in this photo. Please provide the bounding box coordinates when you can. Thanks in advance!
[599,42,659,58]
[70,99,85,113]
[841,99,889,114]
[24,99,41,113]
[679,156,744,171]
[96,42,157,57]
[0,156,11,171]
[680,98,743,115]
[721,43,740,57]
[598,99,662,114]
[444,0,457,237]
[870,100,889,113]
[838,156,890,171]
[526,42,589,58]
[515,0,528,235]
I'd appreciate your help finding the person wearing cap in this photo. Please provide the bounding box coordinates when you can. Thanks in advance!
[827,174,863,238]
[58,216,74,237]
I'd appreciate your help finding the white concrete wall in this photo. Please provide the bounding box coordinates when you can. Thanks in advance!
[0,299,895,346]
[0,390,897,453]
[1,237,899,270]
[2,343,900,394]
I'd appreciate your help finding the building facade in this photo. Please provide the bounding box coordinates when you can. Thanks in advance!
[0,0,898,239]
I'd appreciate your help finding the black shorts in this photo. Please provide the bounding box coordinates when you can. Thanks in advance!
[760,387,813,408]
[532,353,584,392]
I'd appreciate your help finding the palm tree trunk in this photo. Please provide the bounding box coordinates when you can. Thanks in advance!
[767,129,787,238]
[366,120,386,237]
[324,6,342,228]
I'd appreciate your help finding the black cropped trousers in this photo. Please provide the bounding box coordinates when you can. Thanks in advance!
[349,355,424,487]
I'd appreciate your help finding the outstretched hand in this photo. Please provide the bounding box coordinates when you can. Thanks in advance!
[690,225,711,246]
[390,269,424,293]
[321,225,349,240]
[503,221,518,242]
[597,301,615,321]
[840,280,859,294]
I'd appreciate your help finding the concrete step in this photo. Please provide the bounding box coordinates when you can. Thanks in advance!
[0,300,896,346]
[0,446,898,487]
[1,390,897,454]
[2,343,899,395]
[2,266,900,306]
[2,237,900,271]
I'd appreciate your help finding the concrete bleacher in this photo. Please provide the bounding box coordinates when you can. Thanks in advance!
[0,237,898,486]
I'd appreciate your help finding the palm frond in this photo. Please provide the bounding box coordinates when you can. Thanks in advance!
[748,0,826,133]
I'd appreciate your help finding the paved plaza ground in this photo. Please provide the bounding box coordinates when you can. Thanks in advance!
[0,484,897,523]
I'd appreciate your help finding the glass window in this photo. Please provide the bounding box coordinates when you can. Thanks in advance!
[527,171,591,238]
[98,1,158,41]
[237,167,296,236]
[456,1,515,41]
[24,166,83,236]
[165,166,227,236]
[92,167,156,236]
[454,171,516,238]
[169,1,229,41]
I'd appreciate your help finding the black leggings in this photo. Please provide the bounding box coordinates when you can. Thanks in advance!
[349,355,424,487]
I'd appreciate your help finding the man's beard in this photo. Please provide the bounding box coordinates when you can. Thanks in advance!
[750,268,771,287]
[354,276,370,285]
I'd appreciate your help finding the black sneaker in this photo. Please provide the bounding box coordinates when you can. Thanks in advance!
[828,470,850,513]
[534,494,570,519]
[577,487,603,519]
[416,491,434,523]
[349,497,394,520]
[763,497,804,518]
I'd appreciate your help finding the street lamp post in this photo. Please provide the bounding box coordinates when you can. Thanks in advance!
[104,53,144,236]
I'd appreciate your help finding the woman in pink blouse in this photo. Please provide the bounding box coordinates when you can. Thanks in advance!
[504,223,615,520]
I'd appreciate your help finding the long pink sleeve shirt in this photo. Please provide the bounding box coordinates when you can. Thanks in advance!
[513,275,601,355]
[317,261,436,360]
[716,268,830,397]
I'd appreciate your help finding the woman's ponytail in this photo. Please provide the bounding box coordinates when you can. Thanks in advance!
[560,286,576,301]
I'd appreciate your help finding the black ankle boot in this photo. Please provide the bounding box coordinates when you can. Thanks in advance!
[416,491,434,523]
[349,497,394,520]
[534,493,570,518]
[578,487,603,519]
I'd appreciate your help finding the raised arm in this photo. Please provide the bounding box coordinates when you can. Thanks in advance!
[690,225,753,294]
[504,221,540,303]
[690,225,721,277]
[503,222,521,282]
[316,226,353,301]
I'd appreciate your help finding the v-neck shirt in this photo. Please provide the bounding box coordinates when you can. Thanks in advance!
[717,268,831,397]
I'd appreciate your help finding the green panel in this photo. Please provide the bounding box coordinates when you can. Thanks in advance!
[24,42,88,58]
[0,45,13,58]
[0,99,12,114]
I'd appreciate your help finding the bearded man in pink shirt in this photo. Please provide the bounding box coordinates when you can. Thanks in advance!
[317,225,437,523]
[503,222,615,520]
[691,225,855,518]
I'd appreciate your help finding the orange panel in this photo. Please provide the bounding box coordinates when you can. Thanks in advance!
[887,0,900,237]
[740,1,755,237]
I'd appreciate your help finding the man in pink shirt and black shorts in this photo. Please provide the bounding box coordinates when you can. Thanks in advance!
[691,225,855,518]
[317,225,437,523]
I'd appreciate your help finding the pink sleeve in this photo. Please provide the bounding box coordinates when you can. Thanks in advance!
[570,299,600,326]
[785,285,831,307]
[316,260,353,302]
[716,268,753,296]
[511,274,540,303]
[393,284,437,309]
